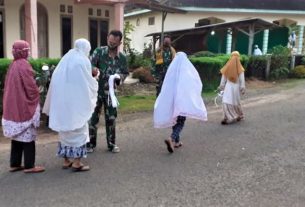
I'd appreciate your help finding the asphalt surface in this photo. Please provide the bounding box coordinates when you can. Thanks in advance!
[0,81,305,207]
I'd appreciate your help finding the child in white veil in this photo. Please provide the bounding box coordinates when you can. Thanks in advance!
[154,52,207,153]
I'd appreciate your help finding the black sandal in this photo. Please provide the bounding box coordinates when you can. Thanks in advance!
[164,139,174,153]
[71,165,90,172]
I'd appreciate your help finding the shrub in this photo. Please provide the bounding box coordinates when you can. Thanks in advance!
[290,65,305,78]
[246,56,268,79]
[301,56,305,65]
[0,58,61,115]
[268,45,290,79]
[270,67,290,79]
[127,52,151,71]
[132,67,154,83]
[29,58,60,72]
[191,51,217,58]
[0,58,12,89]
[190,54,249,91]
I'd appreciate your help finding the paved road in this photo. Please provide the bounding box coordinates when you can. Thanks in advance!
[0,82,305,207]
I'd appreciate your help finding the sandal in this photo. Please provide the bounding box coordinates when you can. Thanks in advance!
[174,142,183,148]
[9,166,24,172]
[71,165,90,172]
[62,162,73,169]
[221,120,228,125]
[164,139,174,153]
[24,166,45,173]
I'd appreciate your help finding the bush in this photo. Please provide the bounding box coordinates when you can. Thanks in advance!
[29,58,60,72]
[246,56,268,79]
[190,54,249,91]
[301,56,305,65]
[132,67,154,83]
[191,51,217,58]
[0,58,12,89]
[290,65,305,78]
[0,58,61,115]
[127,52,151,71]
[270,67,290,79]
[269,45,290,79]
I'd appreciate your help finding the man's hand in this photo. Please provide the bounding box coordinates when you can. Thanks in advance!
[115,78,121,86]
[114,74,121,86]
[92,67,99,76]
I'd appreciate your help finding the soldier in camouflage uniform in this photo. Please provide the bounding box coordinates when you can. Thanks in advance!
[152,35,176,97]
[87,30,129,153]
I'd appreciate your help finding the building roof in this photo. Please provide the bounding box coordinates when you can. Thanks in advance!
[126,0,186,13]
[146,18,279,38]
[163,0,305,11]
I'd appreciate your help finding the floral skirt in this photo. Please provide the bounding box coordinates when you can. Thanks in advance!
[1,105,40,142]
[222,103,244,123]
[57,142,87,158]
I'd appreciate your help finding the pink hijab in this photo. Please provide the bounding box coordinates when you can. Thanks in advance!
[2,40,40,122]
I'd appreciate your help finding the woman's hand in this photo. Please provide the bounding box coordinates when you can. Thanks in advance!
[240,87,246,95]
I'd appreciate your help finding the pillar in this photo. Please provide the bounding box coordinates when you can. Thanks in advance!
[226,29,232,54]
[25,0,38,58]
[262,29,269,54]
[297,25,304,54]
[114,3,124,51]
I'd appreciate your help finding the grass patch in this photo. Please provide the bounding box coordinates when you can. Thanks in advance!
[118,92,216,113]
[118,95,156,113]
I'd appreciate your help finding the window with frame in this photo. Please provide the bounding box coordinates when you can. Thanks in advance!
[148,17,155,25]
[60,4,65,13]
[67,5,73,14]
[88,8,93,16]
[97,9,101,16]
[105,10,109,17]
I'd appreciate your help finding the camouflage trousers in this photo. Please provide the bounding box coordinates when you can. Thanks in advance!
[87,96,117,150]
[155,71,166,97]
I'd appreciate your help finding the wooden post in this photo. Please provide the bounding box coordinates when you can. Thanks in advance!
[160,11,167,46]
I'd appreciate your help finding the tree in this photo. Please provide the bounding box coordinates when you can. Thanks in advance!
[123,21,135,55]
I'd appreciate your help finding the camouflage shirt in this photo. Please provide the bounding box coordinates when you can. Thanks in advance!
[91,46,129,97]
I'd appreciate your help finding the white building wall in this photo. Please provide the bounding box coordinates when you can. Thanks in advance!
[125,10,305,52]
[3,0,114,58]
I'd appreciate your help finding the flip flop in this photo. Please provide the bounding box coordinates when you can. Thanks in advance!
[9,166,24,172]
[62,162,73,169]
[24,166,45,173]
[164,139,174,153]
[71,165,90,172]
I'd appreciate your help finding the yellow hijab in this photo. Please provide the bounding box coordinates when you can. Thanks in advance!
[220,51,245,83]
[155,46,176,65]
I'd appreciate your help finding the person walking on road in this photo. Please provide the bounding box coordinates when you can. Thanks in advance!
[154,52,208,153]
[218,51,246,125]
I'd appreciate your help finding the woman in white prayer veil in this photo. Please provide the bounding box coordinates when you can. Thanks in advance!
[43,39,98,172]
[154,52,207,153]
